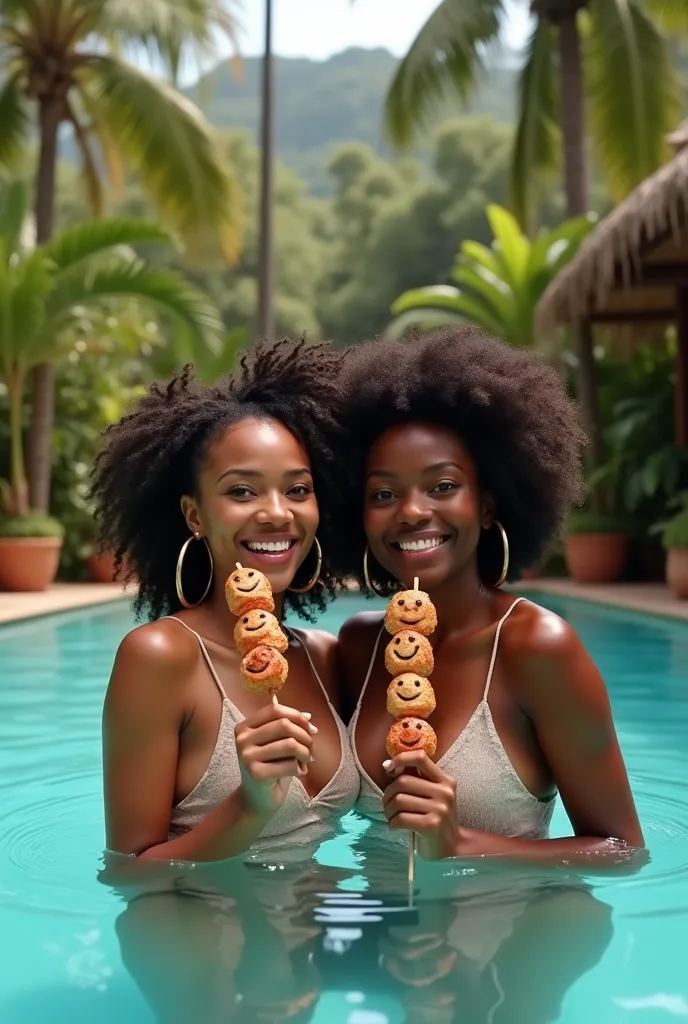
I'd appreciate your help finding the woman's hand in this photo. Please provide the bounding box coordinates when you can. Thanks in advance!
[382,751,460,860]
[235,703,316,817]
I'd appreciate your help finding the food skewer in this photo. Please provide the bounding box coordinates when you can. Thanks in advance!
[227,562,288,706]
[383,575,438,906]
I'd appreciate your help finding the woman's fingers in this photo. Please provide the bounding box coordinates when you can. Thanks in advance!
[382,772,456,809]
[246,716,314,749]
[238,702,315,733]
[243,736,312,767]
[382,750,449,783]
[384,792,448,822]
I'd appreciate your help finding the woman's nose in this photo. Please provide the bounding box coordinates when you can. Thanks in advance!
[397,491,431,525]
[256,492,295,525]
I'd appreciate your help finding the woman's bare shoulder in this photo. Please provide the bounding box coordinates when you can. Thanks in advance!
[105,618,200,716]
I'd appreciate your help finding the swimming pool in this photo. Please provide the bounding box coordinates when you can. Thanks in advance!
[1,593,687,1023]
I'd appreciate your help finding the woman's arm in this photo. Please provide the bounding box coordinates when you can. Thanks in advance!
[383,608,645,869]
[103,624,314,863]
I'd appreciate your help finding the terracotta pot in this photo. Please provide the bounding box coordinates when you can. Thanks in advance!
[666,549,688,599]
[0,537,62,592]
[564,533,628,584]
[87,551,117,583]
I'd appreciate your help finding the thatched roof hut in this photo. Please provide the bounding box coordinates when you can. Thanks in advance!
[535,119,688,443]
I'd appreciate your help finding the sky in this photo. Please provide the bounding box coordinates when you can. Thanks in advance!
[233,0,530,61]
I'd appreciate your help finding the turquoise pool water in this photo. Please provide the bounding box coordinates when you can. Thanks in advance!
[1,593,687,1023]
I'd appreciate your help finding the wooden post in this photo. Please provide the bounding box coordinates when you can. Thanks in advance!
[676,289,688,448]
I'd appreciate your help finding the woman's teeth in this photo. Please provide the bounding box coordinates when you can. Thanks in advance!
[397,537,446,552]
[246,540,294,552]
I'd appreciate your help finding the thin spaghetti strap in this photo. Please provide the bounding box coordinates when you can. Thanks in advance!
[162,616,230,702]
[355,624,386,715]
[483,597,526,701]
[284,626,332,704]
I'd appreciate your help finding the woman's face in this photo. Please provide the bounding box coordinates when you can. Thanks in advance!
[364,422,489,591]
[183,416,319,594]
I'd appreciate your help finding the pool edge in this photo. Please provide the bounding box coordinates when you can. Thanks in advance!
[0,583,133,627]
[514,579,688,625]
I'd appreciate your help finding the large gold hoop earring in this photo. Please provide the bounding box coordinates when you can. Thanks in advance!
[289,537,322,594]
[493,520,509,587]
[363,544,388,597]
[176,533,214,608]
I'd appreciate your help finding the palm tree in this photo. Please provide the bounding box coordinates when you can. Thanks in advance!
[383,0,683,464]
[0,180,224,519]
[0,0,241,511]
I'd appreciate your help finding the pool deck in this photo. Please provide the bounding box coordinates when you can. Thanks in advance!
[1,578,687,626]
[0,582,130,625]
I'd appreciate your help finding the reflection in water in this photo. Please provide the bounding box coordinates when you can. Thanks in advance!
[107,829,613,1024]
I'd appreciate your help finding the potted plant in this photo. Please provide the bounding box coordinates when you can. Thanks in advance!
[0,181,223,591]
[655,493,688,599]
[563,509,630,584]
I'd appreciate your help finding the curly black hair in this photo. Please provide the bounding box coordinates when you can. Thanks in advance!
[90,339,346,622]
[329,326,587,592]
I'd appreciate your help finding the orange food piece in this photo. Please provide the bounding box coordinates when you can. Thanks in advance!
[386,717,437,758]
[234,609,289,656]
[384,590,437,637]
[225,566,275,616]
[240,645,289,693]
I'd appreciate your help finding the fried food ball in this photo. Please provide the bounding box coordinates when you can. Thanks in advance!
[386,718,438,759]
[234,609,288,656]
[385,590,437,637]
[387,674,436,719]
[240,645,289,694]
[384,629,434,677]
[225,566,275,615]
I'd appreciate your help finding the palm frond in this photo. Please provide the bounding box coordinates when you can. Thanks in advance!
[5,253,55,371]
[642,0,688,33]
[390,283,505,337]
[586,0,682,199]
[45,259,225,354]
[384,0,504,148]
[81,56,242,260]
[510,18,560,232]
[0,179,29,254]
[386,308,468,340]
[46,218,176,272]
[0,75,30,171]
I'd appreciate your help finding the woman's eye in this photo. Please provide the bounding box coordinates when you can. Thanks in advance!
[288,484,313,498]
[432,480,458,494]
[227,485,255,499]
[370,488,396,503]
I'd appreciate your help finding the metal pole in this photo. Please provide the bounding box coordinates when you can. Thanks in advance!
[256,0,275,341]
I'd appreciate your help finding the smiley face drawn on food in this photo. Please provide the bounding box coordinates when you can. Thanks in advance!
[387,674,436,719]
[384,629,434,677]
[240,644,289,693]
[225,566,275,615]
[386,717,437,758]
[234,609,288,656]
[384,589,438,637]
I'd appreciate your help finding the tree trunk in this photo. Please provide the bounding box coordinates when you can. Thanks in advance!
[9,373,28,518]
[256,0,275,341]
[27,97,62,513]
[557,9,604,468]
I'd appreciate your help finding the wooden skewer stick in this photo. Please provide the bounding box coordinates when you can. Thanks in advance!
[236,562,243,569]
[407,574,420,900]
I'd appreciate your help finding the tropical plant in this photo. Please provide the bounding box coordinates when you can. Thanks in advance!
[387,203,596,348]
[0,0,241,512]
[0,181,224,521]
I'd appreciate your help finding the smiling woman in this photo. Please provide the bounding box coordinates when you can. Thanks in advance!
[333,326,645,868]
[89,339,360,863]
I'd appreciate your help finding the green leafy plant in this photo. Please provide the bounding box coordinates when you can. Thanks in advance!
[655,493,688,551]
[0,512,64,539]
[387,203,595,347]
[565,509,629,535]
[0,180,224,524]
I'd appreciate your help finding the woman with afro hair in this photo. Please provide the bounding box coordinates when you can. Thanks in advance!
[91,339,359,862]
[335,326,644,866]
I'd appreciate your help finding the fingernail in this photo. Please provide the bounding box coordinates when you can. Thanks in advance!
[310,755,316,762]
[382,759,392,770]
[308,723,318,734]
[301,712,312,720]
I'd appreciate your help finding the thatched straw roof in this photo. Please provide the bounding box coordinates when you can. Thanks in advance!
[536,119,688,339]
